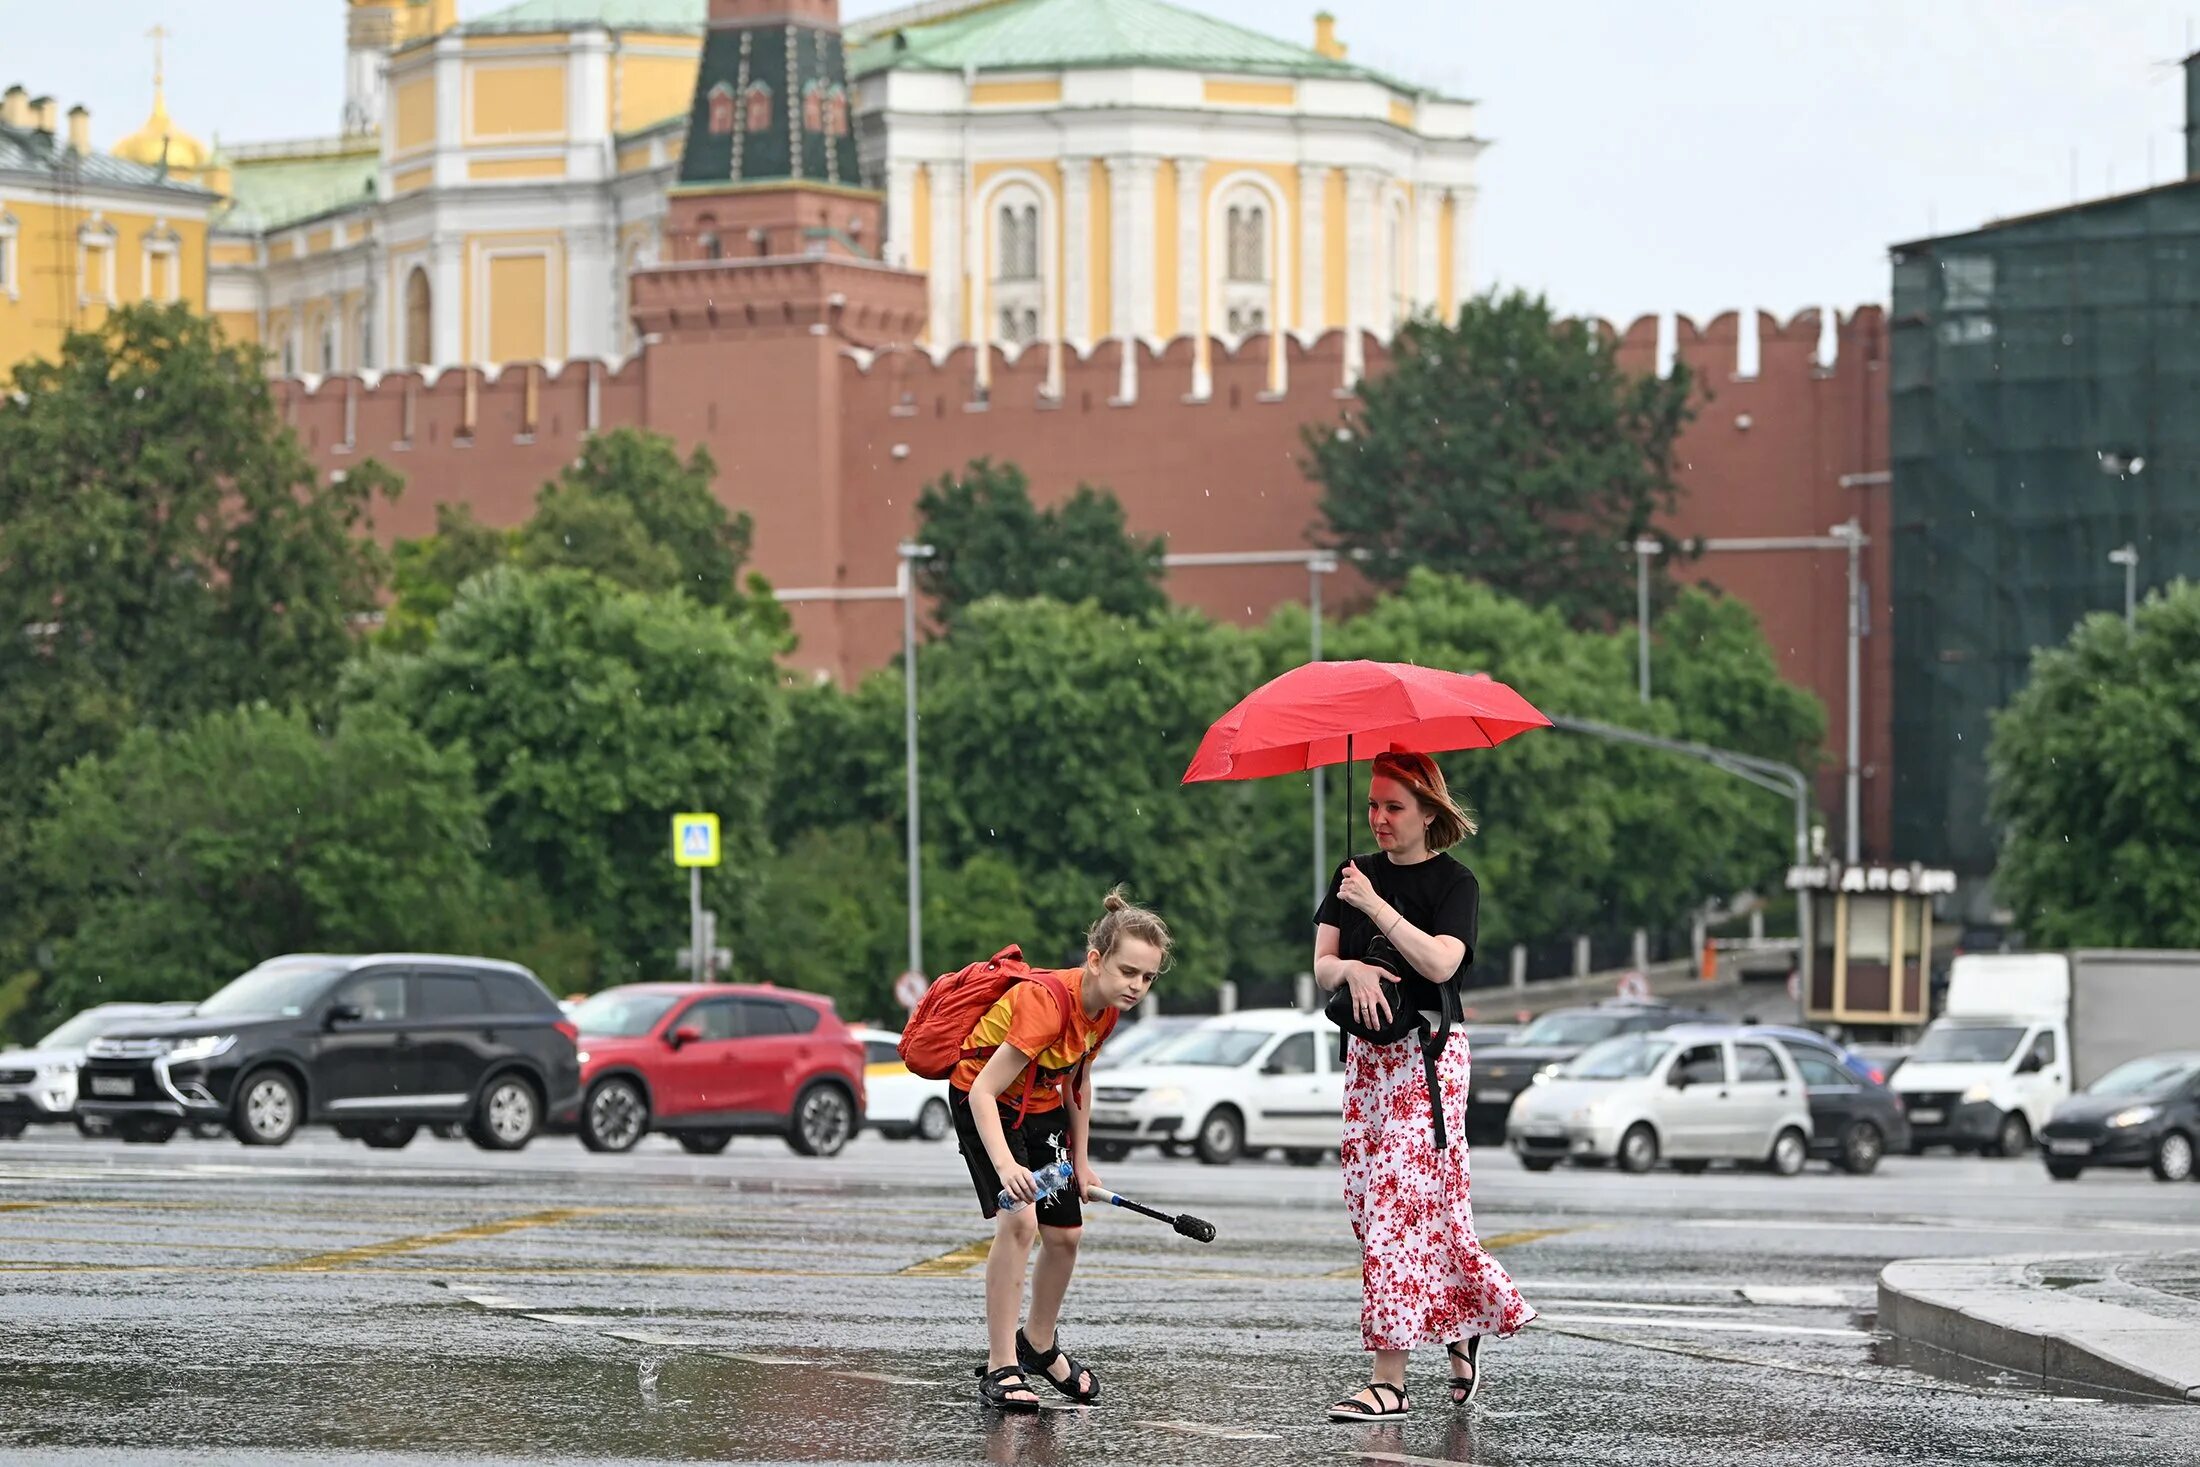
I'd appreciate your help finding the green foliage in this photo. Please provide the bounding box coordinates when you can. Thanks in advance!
[1307,292,1698,628]
[353,566,786,986]
[381,503,513,652]
[914,459,1167,628]
[517,429,751,608]
[1989,583,2200,947]
[25,704,487,1023]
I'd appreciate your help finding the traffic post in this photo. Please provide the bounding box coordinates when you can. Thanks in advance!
[672,813,721,982]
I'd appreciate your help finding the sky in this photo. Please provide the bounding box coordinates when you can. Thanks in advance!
[11,1,2195,324]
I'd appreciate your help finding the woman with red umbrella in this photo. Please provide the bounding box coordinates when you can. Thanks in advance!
[1316,750,1535,1420]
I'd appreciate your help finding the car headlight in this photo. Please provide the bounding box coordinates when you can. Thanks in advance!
[37,1059,79,1077]
[1532,1063,1563,1085]
[1146,1086,1184,1107]
[1569,1104,1604,1125]
[2107,1105,2159,1129]
[166,1035,237,1065]
[1961,1083,1994,1104]
[576,1050,591,1065]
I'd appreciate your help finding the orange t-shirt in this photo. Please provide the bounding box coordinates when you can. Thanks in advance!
[950,969,1109,1112]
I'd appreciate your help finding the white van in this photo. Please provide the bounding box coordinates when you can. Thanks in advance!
[1891,954,2070,1156]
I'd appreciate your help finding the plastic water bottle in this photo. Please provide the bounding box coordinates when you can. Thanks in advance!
[998,1159,1075,1214]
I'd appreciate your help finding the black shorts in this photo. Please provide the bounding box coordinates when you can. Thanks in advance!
[949,1087,1082,1228]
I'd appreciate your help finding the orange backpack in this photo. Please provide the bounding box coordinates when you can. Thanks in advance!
[899,945,1116,1120]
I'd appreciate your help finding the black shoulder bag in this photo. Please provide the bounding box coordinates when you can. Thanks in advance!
[1324,931,1462,1149]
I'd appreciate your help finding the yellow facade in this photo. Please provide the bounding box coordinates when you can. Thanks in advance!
[392,74,437,155]
[467,64,567,141]
[613,45,703,134]
[1087,158,1110,343]
[1154,159,1179,337]
[0,192,211,382]
[1202,79,1296,108]
[970,79,1064,106]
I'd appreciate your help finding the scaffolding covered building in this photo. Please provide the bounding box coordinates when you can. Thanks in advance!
[1889,64,2200,879]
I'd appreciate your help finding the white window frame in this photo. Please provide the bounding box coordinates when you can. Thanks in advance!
[0,211,19,302]
[78,218,118,307]
[973,172,1054,358]
[1204,171,1292,354]
[141,223,182,303]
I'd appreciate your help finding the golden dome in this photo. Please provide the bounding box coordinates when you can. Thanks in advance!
[113,87,209,172]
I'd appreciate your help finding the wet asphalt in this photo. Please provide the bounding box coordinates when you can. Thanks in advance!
[4,1126,2200,1466]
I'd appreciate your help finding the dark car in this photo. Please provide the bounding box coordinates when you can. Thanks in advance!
[565,983,866,1157]
[1468,1000,1718,1143]
[1750,1027,1912,1174]
[75,954,581,1150]
[2039,1052,2200,1183]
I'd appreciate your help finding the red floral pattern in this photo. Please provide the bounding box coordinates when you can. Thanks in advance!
[1340,1032,1536,1351]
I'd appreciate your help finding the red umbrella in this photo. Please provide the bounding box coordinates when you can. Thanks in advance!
[1181,659,1550,784]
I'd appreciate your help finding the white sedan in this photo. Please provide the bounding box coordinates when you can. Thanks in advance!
[1086,1008,1342,1166]
[853,1027,952,1142]
[1506,1025,1815,1176]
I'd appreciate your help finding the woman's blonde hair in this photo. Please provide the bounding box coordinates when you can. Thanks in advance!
[1369,750,1478,850]
[1088,886,1173,970]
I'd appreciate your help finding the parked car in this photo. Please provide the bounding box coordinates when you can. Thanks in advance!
[1092,1015,1203,1070]
[1745,1026,1912,1173]
[75,954,580,1150]
[1468,999,1721,1143]
[0,1003,197,1140]
[1460,1023,1523,1052]
[853,1026,950,1141]
[1850,1042,1914,1083]
[1506,1025,1814,1176]
[1089,1008,1340,1165]
[2039,1052,2200,1183]
[566,984,865,1158]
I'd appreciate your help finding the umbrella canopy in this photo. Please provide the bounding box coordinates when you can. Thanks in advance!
[1181,659,1550,783]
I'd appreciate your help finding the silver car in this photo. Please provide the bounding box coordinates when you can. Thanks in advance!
[1506,1025,1815,1176]
[0,1002,198,1137]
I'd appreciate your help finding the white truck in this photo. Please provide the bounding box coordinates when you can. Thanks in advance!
[1889,950,2200,1156]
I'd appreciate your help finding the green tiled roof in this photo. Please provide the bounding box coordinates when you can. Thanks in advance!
[219,151,379,233]
[0,120,216,197]
[464,0,705,33]
[848,0,1414,89]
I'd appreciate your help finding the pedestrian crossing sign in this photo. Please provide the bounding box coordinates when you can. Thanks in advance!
[672,813,720,868]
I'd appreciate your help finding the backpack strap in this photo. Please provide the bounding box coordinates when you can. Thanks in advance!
[998,970,1081,1126]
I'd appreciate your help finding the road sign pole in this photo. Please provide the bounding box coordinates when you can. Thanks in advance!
[690,866,703,982]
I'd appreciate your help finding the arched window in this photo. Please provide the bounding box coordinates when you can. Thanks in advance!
[987,184,1047,350]
[404,267,432,367]
[1227,203,1267,284]
[1218,185,1275,342]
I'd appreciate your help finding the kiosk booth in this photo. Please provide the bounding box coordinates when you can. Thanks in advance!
[1786,863,1958,1036]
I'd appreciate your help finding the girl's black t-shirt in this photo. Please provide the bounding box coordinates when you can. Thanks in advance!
[1315,851,1482,1013]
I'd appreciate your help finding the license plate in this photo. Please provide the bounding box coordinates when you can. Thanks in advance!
[1908,1108,1943,1125]
[1091,1109,1132,1128]
[89,1075,135,1097]
[2048,1139,2092,1156]
[1475,1089,1513,1106]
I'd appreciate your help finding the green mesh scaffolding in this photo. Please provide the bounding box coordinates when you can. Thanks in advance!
[1891,180,2200,874]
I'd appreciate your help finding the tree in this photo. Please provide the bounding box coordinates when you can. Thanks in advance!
[1988,584,2200,947]
[352,566,786,985]
[516,428,753,610]
[1307,292,1698,628]
[25,704,490,1023]
[914,459,1166,628]
[0,303,399,986]
[381,503,513,652]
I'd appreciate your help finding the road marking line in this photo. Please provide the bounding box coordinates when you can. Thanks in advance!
[1540,1324,2048,1400]
[1134,1419,1282,1440]
[607,1330,724,1347]
[1325,1225,1582,1279]
[718,1351,811,1366]
[521,1313,602,1326]
[1739,1285,1850,1307]
[1536,1313,1867,1339]
[900,1237,994,1277]
[261,1207,601,1273]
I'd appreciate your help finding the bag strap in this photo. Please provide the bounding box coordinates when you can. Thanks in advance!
[1415,981,1461,1150]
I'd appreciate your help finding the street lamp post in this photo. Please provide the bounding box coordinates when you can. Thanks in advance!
[1632,537,1663,703]
[1829,519,1865,864]
[2109,544,2138,628]
[1162,548,1338,915]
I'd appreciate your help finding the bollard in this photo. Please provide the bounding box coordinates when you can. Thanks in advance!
[1510,944,1527,990]
[1294,971,1315,1012]
[1573,935,1591,979]
[1218,980,1238,1015]
[1749,909,1766,942]
[1630,928,1648,971]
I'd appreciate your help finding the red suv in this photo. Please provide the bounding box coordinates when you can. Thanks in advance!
[564,984,865,1157]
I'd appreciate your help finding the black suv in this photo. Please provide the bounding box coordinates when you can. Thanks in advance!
[1467,999,1721,1143]
[76,954,581,1149]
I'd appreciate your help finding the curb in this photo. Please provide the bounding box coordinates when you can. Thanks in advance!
[1878,1256,2200,1405]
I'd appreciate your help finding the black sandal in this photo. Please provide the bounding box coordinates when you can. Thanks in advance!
[975,1363,1040,1413]
[1447,1337,1483,1405]
[1327,1380,1408,1422]
[1017,1327,1100,1403]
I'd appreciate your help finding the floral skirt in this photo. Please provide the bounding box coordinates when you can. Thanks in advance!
[1340,1030,1537,1351]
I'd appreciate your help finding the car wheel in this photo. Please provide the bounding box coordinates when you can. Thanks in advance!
[787,1083,855,1157]
[120,1117,177,1144]
[1519,1155,1559,1172]
[1616,1123,1659,1174]
[1284,1148,1328,1167]
[189,1121,228,1141]
[2152,1130,2195,1183]
[469,1075,540,1151]
[429,1122,462,1140]
[1194,1106,1243,1166]
[360,1121,418,1150]
[1670,1159,1710,1175]
[2045,1160,2084,1181]
[1090,1139,1131,1163]
[74,1115,110,1138]
[0,1118,25,1139]
[915,1097,951,1143]
[675,1131,732,1155]
[1989,1111,2031,1158]
[579,1078,648,1154]
[231,1069,300,1147]
[1768,1126,1809,1177]
[1840,1121,1885,1176]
